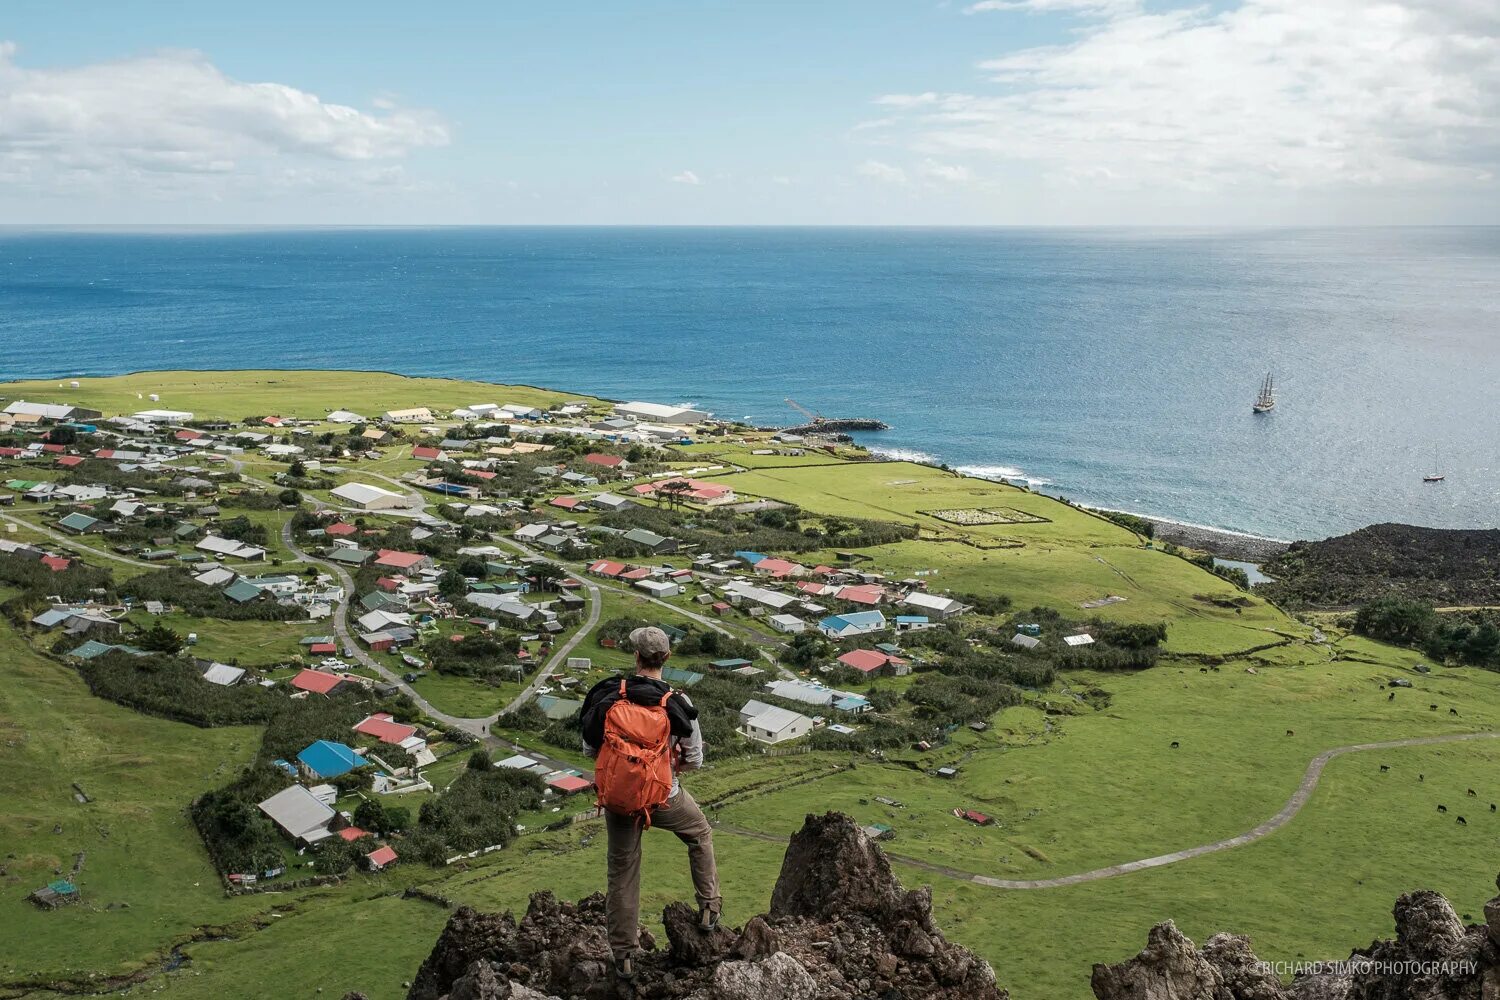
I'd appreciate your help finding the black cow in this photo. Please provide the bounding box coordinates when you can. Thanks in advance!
[1170,741,1180,749]
[1468,789,1477,797]
[1388,692,1396,701]
[1457,816,1467,826]
[1379,764,1390,772]
[1451,708,1459,716]
[1438,804,1448,813]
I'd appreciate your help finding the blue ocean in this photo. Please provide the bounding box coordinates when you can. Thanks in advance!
[1,226,1496,540]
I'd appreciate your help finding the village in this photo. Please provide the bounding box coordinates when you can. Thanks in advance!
[0,384,1153,896]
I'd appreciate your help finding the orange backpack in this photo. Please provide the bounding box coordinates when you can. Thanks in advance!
[596,679,675,826]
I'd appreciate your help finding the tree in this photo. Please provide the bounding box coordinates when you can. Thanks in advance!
[438,570,467,599]
[1354,596,1436,646]
[467,747,492,771]
[137,619,184,654]
[353,799,390,834]
[278,488,302,507]
[312,838,361,876]
[288,459,307,478]
[530,562,566,593]
[626,445,646,463]
[383,805,411,832]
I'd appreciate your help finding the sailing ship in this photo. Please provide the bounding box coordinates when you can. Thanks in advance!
[1252,373,1276,413]
[1423,450,1445,482]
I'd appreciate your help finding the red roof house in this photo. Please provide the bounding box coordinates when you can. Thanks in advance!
[837,649,907,675]
[309,642,337,655]
[411,445,443,461]
[41,443,65,454]
[353,712,418,745]
[547,774,594,795]
[338,826,370,842]
[375,549,429,571]
[40,555,70,572]
[837,585,885,606]
[324,522,357,536]
[550,496,581,510]
[588,560,626,577]
[584,453,624,469]
[291,669,345,695]
[620,567,652,581]
[56,455,85,468]
[754,558,805,579]
[366,845,398,870]
[174,429,203,441]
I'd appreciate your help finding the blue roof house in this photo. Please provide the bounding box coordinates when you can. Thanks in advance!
[297,740,365,779]
[816,611,888,639]
[733,551,767,566]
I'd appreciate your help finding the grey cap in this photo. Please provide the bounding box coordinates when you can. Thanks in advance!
[629,626,672,659]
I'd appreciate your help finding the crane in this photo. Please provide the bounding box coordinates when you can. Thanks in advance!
[784,397,824,425]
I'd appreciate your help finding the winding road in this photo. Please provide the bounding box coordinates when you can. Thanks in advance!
[720,730,1500,889]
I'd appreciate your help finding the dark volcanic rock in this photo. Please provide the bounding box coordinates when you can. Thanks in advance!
[406,811,1006,1000]
[1093,875,1500,1000]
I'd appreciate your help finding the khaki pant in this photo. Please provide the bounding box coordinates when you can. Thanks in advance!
[605,788,721,957]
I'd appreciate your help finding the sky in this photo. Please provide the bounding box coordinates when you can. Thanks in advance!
[1,0,1497,225]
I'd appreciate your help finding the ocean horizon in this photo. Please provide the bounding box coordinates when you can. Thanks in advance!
[2,225,1496,540]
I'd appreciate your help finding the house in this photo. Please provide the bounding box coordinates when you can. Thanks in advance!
[56,512,100,534]
[765,679,841,707]
[1010,633,1042,650]
[196,535,267,561]
[535,694,583,721]
[894,615,935,633]
[1064,633,1096,647]
[357,609,413,634]
[383,407,434,423]
[817,611,888,639]
[722,581,798,612]
[374,549,435,573]
[258,784,336,844]
[40,555,71,572]
[5,400,103,422]
[559,471,598,487]
[738,700,814,744]
[635,579,681,598]
[297,740,366,779]
[753,558,806,579]
[614,401,708,425]
[590,492,635,512]
[332,482,408,510]
[291,669,347,695]
[353,712,428,754]
[500,403,543,419]
[837,648,909,677]
[365,845,399,871]
[202,662,247,686]
[767,614,805,634]
[326,410,365,423]
[513,523,552,542]
[324,521,357,537]
[132,408,194,423]
[328,547,374,566]
[546,774,594,795]
[549,496,582,511]
[222,578,266,604]
[661,666,704,686]
[835,584,885,606]
[411,445,446,462]
[902,591,970,620]
[584,453,628,470]
[955,809,994,826]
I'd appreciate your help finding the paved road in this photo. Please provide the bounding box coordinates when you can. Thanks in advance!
[0,510,156,568]
[719,730,1500,890]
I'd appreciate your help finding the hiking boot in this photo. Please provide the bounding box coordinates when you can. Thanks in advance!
[613,953,636,980]
[698,904,721,931]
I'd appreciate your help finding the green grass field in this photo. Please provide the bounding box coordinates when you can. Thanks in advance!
[0,370,601,423]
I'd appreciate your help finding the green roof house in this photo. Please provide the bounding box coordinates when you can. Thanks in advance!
[57,512,100,534]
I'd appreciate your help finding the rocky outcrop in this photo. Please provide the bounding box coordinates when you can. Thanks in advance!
[1092,875,1500,1000]
[406,811,1005,1000]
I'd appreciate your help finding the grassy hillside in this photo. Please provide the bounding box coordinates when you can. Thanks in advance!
[0,370,600,423]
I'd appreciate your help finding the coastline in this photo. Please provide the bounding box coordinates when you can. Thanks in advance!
[1118,513,1292,562]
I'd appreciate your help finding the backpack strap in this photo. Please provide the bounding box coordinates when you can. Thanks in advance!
[658,688,672,707]
[618,677,627,697]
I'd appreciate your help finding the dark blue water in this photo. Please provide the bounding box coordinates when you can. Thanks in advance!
[1,227,1496,539]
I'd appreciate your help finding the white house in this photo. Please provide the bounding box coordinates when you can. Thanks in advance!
[614,401,709,425]
[902,591,970,620]
[635,579,681,598]
[131,408,195,423]
[383,407,435,423]
[768,614,805,634]
[816,611,887,639]
[326,410,366,423]
[738,700,814,745]
[258,784,336,844]
[195,535,267,561]
[331,482,408,510]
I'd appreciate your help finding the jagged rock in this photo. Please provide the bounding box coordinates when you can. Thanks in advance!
[707,952,817,1000]
[405,811,1006,1000]
[1202,934,1286,1000]
[1091,920,1238,1000]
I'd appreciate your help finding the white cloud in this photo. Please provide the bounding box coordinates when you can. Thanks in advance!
[669,169,702,185]
[0,41,447,199]
[857,159,908,183]
[919,159,972,183]
[874,0,1500,202]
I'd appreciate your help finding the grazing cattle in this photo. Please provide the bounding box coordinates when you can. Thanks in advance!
[1200,667,1209,674]
[1457,816,1467,826]
[1210,666,1220,672]
[1431,704,1439,711]
[1170,741,1180,749]
[1450,708,1459,716]
[1388,692,1396,701]
[1438,804,1447,813]
[1468,789,1477,797]
[1419,773,1425,782]
[1490,804,1496,813]
[1286,729,1295,736]
[1379,764,1390,773]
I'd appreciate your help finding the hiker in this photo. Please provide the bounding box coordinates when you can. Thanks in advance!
[580,626,722,979]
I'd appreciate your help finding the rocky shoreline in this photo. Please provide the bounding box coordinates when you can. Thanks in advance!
[1138,516,1292,562]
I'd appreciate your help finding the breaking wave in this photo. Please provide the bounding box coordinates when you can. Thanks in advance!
[956,464,1052,487]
